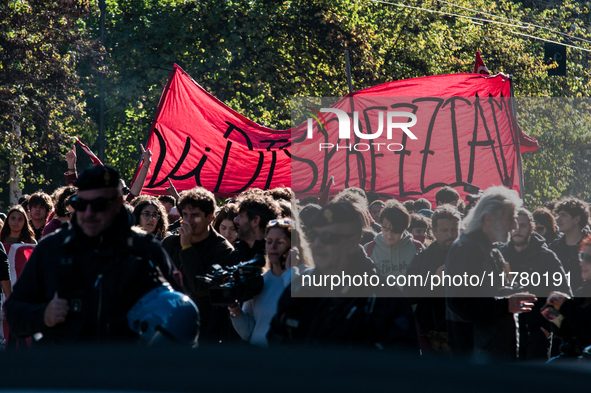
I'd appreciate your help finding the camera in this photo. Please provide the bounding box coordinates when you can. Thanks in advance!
[196,255,265,306]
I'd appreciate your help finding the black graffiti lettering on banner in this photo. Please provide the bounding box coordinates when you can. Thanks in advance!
[467,95,510,187]
[392,103,421,197]
[291,95,516,195]
[487,95,511,183]
[147,129,203,188]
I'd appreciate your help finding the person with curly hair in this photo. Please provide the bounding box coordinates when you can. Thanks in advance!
[132,197,169,240]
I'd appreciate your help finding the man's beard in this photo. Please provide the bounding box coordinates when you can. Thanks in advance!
[237,222,253,240]
[511,233,530,248]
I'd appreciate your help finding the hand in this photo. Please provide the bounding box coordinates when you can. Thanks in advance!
[44,292,69,327]
[166,178,180,200]
[179,219,193,248]
[541,306,559,321]
[140,144,152,167]
[547,291,570,309]
[508,292,537,314]
[435,264,445,278]
[66,144,77,169]
[228,302,242,318]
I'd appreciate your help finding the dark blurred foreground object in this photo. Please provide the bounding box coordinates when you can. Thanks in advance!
[128,285,200,346]
[0,345,591,392]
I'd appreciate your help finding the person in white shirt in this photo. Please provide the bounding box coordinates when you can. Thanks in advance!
[228,218,294,347]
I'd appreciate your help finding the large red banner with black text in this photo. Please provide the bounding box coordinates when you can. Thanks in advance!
[138,65,537,202]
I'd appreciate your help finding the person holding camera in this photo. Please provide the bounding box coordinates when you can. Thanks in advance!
[541,235,591,360]
[228,219,295,347]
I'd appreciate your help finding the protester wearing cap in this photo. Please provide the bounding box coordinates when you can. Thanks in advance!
[268,202,418,351]
[5,165,176,345]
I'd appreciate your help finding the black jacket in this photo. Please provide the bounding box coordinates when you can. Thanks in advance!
[405,242,448,332]
[162,228,233,299]
[549,228,589,291]
[267,247,418,352]
[5,208,172,344]
[162,228,235,344]
[445,230,516,360]
[226,238,266,267]
[501,232,571,360]
[552,280,591,353]
[501,232,571,297]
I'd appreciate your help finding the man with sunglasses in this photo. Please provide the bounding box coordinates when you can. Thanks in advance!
[500,208,571,360]
[268,202,417,351]
[5,166,175,345]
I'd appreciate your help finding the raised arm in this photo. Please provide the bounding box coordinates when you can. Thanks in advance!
[128,144,152,199]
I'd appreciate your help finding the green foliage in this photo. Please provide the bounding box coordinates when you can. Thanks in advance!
[6,0,591,208]
[0,0,102,206]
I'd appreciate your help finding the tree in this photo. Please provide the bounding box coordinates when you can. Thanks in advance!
[0,0,103,207]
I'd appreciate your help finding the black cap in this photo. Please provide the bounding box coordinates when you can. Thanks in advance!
[74,165,121,191]
[309,202,362,229]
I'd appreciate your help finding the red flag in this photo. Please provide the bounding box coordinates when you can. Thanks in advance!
[474,51,491,75]
[75,137,103,166]
[140,65,537,204]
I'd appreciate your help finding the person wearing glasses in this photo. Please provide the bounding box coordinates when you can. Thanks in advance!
[541,235,591,360]
[364,200,423,277]
[228,219,296,347]
[132,197,169,240]
[41,186,77,239]
[4,165,175,345]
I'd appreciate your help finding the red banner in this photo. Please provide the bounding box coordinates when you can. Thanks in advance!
[140,64,291,196]
[139,65,537,203]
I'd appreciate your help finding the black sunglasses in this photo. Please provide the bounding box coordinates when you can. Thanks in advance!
[71,196,117,212]
[307,229,359,245]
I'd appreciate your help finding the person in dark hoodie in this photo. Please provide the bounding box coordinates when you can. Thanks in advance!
[268,202,418,351]
[500,208,571,360]
[364,200,423,276]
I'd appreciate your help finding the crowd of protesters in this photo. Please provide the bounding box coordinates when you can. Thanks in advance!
[0,149,589,363]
